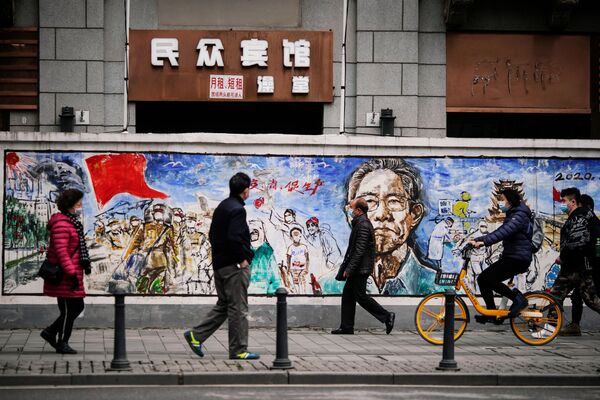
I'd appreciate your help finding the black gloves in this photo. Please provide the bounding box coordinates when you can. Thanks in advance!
[70,274,79,290]
[81,259,92,275]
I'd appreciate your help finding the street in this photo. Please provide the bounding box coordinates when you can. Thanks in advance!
[1,385,600,400]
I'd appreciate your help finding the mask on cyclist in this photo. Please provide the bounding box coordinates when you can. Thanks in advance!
[559,203,569,214]
[498,201,509,212]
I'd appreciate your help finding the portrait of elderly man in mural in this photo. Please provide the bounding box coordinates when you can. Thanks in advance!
[346,158,439,295]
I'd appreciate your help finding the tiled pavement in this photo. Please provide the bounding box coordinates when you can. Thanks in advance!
[1,327,599,385]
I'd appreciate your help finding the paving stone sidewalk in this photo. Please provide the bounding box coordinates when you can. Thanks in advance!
[1,328,599,385]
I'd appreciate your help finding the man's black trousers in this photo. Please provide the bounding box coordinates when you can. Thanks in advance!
[340,274,390,330]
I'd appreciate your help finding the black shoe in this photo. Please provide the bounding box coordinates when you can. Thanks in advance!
[331,328,354,335]
[508,292,528,318]
[385,312,395,335]
[55,341,77,354]
[40,329,57,350]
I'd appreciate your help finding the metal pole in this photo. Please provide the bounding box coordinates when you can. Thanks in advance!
[108,293,131,371]
[339,0,348,134]
[122,0,130,133]
[437,289,460,371]
[271,287,293,369]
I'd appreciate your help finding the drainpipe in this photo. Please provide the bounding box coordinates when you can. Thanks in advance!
[339,0,348,134]
[122,0,130,133]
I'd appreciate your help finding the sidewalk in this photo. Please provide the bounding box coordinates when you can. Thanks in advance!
[1,327,599,386]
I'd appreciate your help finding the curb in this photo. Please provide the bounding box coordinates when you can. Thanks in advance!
[1,372,599,386]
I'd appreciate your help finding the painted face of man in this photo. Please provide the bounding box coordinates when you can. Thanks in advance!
[153,212,164,221]
[306,222,318,235]
[355,169,423,255]
[186,220,196,229]
[250,229,260,242]
[284,211,294,224]
[131,219,141,227]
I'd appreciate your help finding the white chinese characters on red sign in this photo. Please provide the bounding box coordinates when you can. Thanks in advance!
[209,75,244,99]
[150,37,311,95]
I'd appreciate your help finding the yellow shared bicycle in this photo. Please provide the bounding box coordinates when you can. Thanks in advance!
[415,244,563,346]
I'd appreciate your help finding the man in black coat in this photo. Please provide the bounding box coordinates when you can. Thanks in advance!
[184,172,260,360]
[332,198,395,335]
[550,188,600,328]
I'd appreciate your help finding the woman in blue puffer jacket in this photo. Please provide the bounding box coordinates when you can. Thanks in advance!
[471,188,533,321]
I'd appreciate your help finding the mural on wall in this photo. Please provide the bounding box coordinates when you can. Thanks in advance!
[3,151,600,296]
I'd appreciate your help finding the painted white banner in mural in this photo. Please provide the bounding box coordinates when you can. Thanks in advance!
[4,151,599,296]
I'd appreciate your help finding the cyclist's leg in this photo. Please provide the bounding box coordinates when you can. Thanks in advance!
[478,258,527,309]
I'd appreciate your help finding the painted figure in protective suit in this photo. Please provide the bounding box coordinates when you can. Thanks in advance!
[123,203,179,294]
[179,212,213,294]
[106,219,126,250]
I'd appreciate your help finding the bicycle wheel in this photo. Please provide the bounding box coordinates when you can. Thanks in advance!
[415,292,469,345]
[510,291,562,346]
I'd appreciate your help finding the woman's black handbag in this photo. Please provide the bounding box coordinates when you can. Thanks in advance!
[38,259,63,284]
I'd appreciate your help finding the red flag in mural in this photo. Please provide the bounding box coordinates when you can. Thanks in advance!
[85,153,168,208]
[553,186,561,202]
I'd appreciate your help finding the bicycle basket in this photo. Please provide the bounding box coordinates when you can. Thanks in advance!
[435,272,460,286]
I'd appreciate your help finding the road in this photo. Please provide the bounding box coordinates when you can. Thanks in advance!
[1,385,600,400]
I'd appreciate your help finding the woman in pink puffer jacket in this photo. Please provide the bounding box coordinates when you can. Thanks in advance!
[40,189,91,354]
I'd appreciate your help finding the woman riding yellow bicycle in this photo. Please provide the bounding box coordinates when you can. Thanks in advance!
[414,188,562,346]
[470,188,532,321]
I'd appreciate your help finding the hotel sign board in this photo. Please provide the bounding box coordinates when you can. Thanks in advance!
[129,30,333,102]
[447,33,590,114]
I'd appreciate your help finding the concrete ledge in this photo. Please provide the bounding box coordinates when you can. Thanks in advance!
[497,374,600,386]
[69,373,180,386]
[2,131,600,158]
[393,373,497,386]
[0,374,71,386]
[183,371,288,385]
[2,303,599,330]
[288,371,395,385]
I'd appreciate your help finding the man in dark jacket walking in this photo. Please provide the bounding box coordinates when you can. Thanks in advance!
[332,198,395,335]
[551,188,600,323]
[184,172,260,360]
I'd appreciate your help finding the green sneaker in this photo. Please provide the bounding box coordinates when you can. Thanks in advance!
[230,351,260,360]
[183,330,204,357]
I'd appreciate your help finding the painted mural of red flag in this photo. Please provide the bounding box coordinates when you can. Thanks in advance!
[553,186,561,202]
[85,153,168,208]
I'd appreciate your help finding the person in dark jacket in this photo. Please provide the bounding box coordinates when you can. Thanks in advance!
[332,198,395,335]
[561,193,600,336]
[184,172,260,360]
[470,189,531,321]
[41,189,91,354]
[550,188,600,331]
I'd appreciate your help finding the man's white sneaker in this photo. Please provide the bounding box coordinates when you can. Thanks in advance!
[531,323,556,339]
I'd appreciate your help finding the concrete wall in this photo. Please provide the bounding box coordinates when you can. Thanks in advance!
[8,0,449,137]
